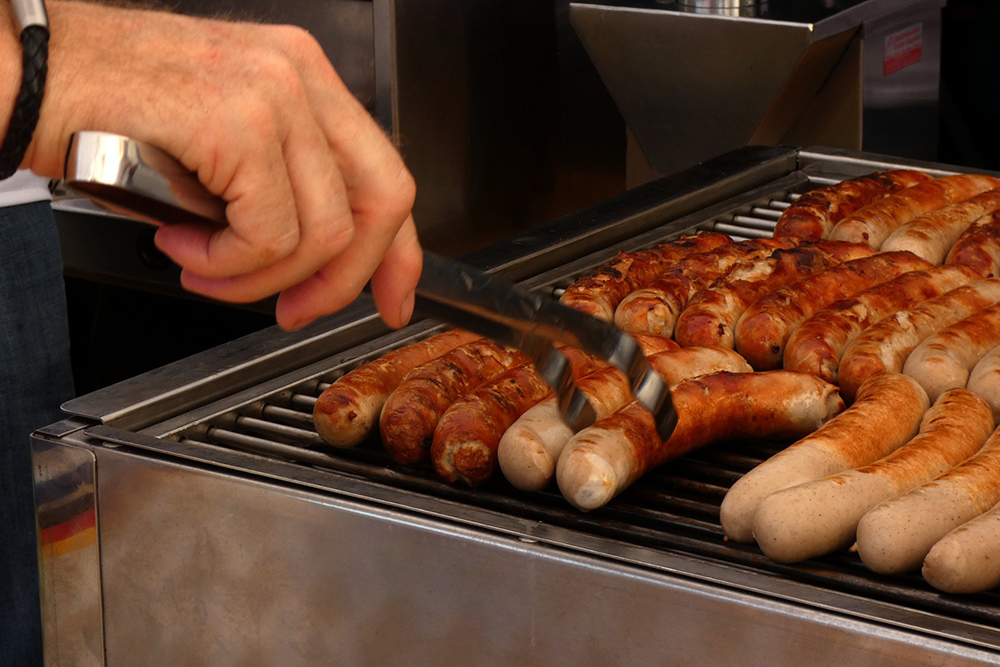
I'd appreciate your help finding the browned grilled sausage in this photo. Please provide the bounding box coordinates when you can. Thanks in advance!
[837,279,1000,402]
[773,169,933,241]
[829,174,1000,248]
[945,212,1000,277]
[880,188,1000,263]
[614,238,798,337]
[720,373,929,543]
[556,370,843,511]
[752,389,993,563]
[379,339,530,465]
[431,363,552,487]
[313,329,481,448]
[497,346,753,492]
[673,241,874,349]
[782,265,982,384]
[734,251,931,370]
[857,422,1000,575]
[631,334,680,355]
[559,232,731,321]
[903,302,1000,402]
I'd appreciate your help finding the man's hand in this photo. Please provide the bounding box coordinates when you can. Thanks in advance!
[24,1,422,330]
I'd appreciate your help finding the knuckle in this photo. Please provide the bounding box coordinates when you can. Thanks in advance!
[256,227,300,264]
[317,213,355,252]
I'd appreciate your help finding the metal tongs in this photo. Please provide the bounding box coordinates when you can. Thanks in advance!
[60,131,678,438]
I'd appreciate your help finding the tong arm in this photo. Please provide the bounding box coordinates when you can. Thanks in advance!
[415,251,677,438]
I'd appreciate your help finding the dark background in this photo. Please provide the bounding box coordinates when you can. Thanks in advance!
[64,0,1000,397]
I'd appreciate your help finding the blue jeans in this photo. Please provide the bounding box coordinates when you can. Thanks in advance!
[0,202,75,666]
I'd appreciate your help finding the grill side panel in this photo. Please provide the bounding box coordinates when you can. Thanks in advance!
[91,446,998,667]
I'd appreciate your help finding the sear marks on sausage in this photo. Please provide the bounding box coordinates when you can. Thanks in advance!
[674,241,875,349]
[614,238,799,338]
[829,174,1000,249]
[783,265,982,384]
[559,232,732,321]
[774,169,933,242]
[735,251,931,371]
[313,329,481,448]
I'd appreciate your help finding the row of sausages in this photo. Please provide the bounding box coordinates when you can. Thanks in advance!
[311,165,1000,594]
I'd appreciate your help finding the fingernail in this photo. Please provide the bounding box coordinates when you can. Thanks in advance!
[399,289,415,326]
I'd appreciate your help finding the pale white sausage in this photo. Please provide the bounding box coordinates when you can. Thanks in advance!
[720,373,929,544]
[752,389,992,563]
[856,423,1000,575]
[922,500,1000,593]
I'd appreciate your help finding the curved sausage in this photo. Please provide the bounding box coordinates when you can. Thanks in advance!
[613,238,796,337]
[856,422,1000,575]
[497,346,753,492]
[903,302,1000,402]
[431,363,552,487]
[773,169,933,241]
[922,500,1000,594]
[829,174,1000,248]
[720,373,928,543]
[945,212,1000,277]
[880,188,1000,263]
[379,339,530,465]
[734,251,930,370]
[559,232,731,321]
[782,265,982,384]
[557,370,842,511]
[313,329,481,448]
[968,345,1000,422]
[752,389,992,563]
[674,241,874,349]
[838,279,1000,402]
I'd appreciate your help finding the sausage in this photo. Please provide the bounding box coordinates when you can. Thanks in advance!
[431,363,552,487]
[773,169,933,241]
[497,346,753,492]
[922,500,1000,593]
[631,334,680,356]
[559,232,731,321]
[829,174,1000,248]
[734,251,931,371]
[674,241,875,349]
[903,302,1000,402]
[837,279,1000,402]
[556,370,842,511]
[782,265,982,384]
[856,422,1000,575]
[945,212,1000,277]
[720,373,928,544]
[880,188,1000,263]
[752,389,992,563]
[613,238,797,337]
[313,329,481,448]
[968,345,1000,422]
[379,339,530,465]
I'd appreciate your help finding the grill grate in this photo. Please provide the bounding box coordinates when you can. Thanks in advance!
[167,170,1000,641]
[181,366,1000,632]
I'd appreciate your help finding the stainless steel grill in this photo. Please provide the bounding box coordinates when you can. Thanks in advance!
[35,146,1000,666]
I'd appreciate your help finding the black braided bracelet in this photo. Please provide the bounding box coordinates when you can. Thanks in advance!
[0,18,48,180]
